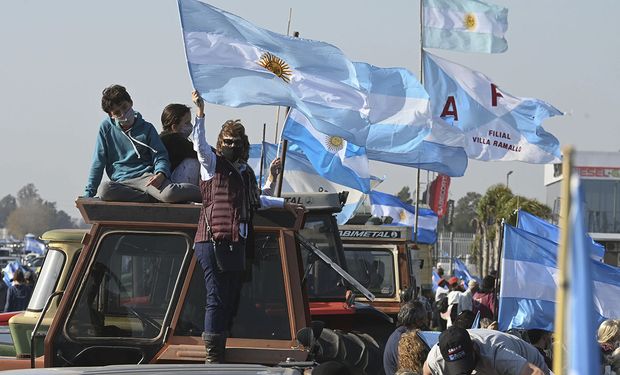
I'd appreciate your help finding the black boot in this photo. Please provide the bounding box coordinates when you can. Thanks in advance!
[202,332,226,364]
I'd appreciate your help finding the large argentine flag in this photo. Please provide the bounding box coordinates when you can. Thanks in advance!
[369,191,438,244]
[518,209,605,261]
[498,225,620,331]
[179,0,370,145]
[249,143,380,224]
[282,109,371,193]
[352,62,468,177]
[423,51,563,163]
[422,0,508,53]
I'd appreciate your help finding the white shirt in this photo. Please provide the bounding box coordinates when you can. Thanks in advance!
[192,116,284,237]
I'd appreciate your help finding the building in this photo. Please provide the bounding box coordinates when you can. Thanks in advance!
[544,151,620,266]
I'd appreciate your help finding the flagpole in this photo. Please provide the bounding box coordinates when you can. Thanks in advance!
[414,0,425,244]
[553,146,573,375]
[274,7,293,144]
[258,123,267,188]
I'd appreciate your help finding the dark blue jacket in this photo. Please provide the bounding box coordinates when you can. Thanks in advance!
[4,283,32,312]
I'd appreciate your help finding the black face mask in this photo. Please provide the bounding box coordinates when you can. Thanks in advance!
[221,146,242,162]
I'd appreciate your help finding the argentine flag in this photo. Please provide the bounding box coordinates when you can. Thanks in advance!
[423,51,563,163]
[249,143,381,224]
[517,209,605,261]
[178,0,372,146]
[369,191,438,244]
[353,62,468,177]
[498,224,620,332]
[282,109,371,193]
[422,0,508,53]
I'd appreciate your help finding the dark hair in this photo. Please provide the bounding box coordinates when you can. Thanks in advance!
[311,361,355,375]
[12,269,25,283]
[527,329,550,344]
[160,103,191,134]
[482,275,496,292]
[397,300,427,329]
[101,84,132,114]
[217,119,250,162]
[453,310,476,329]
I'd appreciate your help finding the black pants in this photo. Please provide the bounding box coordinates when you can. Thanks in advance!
[194,241,244,334]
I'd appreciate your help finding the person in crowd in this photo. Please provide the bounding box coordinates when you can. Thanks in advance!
[423,326,550,375]
[434,278,449,330]
[384,300,429,375]
[473,275,497,320]
[397,330,430,374]
[159,102,200,185]
[452,310,476,330]
[445,277,473,327]
[191,90,301,363]
[599,319,620,364]
[609,347,620,375]
[84,84,201,203]
[479,318,498,330]
[24,271,36,288]
[311,360,356,375]
[4,269,32,312]
[526,329,552,369]
[0,271,7,312]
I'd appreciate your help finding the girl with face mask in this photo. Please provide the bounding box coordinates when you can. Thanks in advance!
[159,102,201,185]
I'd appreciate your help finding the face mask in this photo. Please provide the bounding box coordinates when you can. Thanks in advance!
[115,107,135,127]
[178,122,193,139]
[221,146,242,162]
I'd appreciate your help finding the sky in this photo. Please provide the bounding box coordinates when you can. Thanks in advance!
[1,0,619,220]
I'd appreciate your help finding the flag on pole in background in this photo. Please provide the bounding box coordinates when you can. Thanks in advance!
[369,191,438,244]
[282,109,371,193]
[422,0,508,53]
[566,175,600,374]
[428,174,451,217]
[497,224,620,332]
[249,143,381,224]
[423,51,563,163]
[453,257,476,285]
[517,209,605,261]
[178,0,371,146]
[23,234,46,255]
[351,62,468,176]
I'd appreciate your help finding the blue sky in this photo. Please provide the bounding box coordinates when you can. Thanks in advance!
[1,0,618,218]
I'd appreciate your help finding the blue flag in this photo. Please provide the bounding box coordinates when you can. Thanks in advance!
[518,209,605,261]
[423,51,563,163]
[453,257,476,285]
[248,142,381,224]
[422,0,508,53]
[369,191,438,244]
[351,62,468,176]
[178,0,372,146]
[24,235,46,255]
[498,224,620,332]
[282,110,371,193]
[566,176,600,374]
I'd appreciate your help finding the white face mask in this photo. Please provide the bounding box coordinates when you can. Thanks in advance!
[179,122,193,138]
[115,107,135,127]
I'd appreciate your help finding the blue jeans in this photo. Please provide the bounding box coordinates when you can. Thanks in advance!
[194,241,244,334]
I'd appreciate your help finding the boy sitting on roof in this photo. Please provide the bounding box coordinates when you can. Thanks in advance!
[83,84,201,203]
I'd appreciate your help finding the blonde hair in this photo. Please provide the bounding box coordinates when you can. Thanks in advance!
[397,330,429,374]
[598,319,620,344]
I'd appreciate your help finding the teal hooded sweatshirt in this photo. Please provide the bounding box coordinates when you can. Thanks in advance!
[84,113,171,197]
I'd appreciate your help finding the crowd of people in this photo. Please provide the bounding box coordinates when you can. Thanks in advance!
[382,266,620,375]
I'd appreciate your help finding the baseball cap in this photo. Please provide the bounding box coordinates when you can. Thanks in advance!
[438,326,476,374]
[448,276,459,286]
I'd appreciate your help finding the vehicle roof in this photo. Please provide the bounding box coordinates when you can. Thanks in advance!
[0,364,303,375]
[41,229,88,243]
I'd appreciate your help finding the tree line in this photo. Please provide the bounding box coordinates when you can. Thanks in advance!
[0,184,86,238]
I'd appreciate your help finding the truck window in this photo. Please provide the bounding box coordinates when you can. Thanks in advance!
[176,231,291,340]
[28,248,65,311]
[65,232,190,340]
[299,215,347,300]
[343,248,396,298]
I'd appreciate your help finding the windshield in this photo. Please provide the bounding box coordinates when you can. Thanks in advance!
[343,246,396,298]
[65,232,190,340]
[28,249,65,311]
[299,214,347,300]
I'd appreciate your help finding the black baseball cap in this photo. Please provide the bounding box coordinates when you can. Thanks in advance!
[438,326,476,374]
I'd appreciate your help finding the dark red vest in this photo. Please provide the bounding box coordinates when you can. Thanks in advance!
[195,154,259,243]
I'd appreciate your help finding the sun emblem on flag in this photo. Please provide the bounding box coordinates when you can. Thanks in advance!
[258,52,292,83]
[463,13,477,31]
[325,135,344,152]
[399,210,407,222]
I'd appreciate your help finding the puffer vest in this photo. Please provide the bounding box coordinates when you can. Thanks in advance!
[195,153,260,243]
